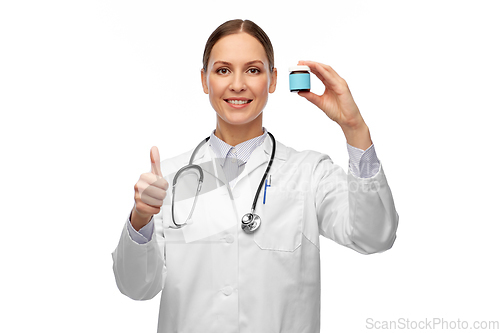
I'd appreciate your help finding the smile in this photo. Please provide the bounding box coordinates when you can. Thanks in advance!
[224,99,253,109]
[225,99,253,105]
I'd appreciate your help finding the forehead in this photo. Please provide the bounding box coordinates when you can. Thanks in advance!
[209,33,268,66]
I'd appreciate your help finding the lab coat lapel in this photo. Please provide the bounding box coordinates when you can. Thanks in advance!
[233,134,286,189]
[191,138,228,187]
[240,144,268,180]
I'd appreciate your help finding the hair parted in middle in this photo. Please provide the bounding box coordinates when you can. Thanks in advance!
[202,19,274,73]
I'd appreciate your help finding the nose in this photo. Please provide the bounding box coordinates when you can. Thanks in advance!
[229,72,246,92]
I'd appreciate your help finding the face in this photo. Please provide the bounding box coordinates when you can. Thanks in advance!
[201,32,277,128]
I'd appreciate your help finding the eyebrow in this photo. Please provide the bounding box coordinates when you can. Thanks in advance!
[212,60,264,67]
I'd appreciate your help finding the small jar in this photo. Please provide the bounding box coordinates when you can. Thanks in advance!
[289,65,311,92]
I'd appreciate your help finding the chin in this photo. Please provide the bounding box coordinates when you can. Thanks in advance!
[218,112,261,126]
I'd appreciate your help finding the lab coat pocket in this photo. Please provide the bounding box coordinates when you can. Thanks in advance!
[253,187,303,252]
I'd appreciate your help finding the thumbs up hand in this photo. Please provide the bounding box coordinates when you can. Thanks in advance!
[131,146,169,231]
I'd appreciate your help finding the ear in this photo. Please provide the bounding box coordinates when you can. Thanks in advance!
[201,69,209,94]
[268,68,278,94]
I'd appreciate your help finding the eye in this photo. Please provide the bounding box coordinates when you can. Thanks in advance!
[248,68,261,74]
[216,67,230,75]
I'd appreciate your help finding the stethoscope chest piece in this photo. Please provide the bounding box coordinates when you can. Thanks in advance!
[241,213,261,234]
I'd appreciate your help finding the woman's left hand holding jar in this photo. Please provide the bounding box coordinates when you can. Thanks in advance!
[297,60,373,150]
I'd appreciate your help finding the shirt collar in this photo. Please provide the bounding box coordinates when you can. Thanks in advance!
[209,127,268,167]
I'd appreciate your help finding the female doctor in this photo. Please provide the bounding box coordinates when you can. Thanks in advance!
[112,19,398,333]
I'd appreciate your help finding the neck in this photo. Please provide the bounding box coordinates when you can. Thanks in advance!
[215,114,264,146]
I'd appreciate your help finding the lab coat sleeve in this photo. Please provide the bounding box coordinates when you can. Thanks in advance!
[313,154,398,254]
[112,206,166,300]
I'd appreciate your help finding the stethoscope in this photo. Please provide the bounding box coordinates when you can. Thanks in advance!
[171,132,276,234]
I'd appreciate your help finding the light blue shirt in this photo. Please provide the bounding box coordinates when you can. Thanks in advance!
[127,128,380,243]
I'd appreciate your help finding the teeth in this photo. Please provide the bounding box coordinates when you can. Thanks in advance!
[227,100,251,105]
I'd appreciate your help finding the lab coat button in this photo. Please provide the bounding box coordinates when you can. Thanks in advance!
[222,286,233,296]
[225,235,234,243]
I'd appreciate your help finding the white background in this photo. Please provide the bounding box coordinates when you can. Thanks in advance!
[1,0,499,332]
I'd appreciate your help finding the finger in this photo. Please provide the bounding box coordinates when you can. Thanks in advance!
[298,60,341,79]
[142,183,167,201]
[297,91,322,108]
[142,173,169,190]
[300,60,343,79]
[298,60,325,82]
[150,146,163,177]
[140,192,164,208]
[135,201,161,216]
[299,60,345,91]
[303,61,336,86]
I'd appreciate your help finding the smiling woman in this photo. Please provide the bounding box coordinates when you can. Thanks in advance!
[201,21,277,146]
[112,18,399,333]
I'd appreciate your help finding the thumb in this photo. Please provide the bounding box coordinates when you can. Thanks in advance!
[150,146,163,177]
[298,91,322,108]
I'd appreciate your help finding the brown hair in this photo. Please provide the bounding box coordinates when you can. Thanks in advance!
[202,19,274,73]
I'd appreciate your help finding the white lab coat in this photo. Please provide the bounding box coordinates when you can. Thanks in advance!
[112,135,398,333]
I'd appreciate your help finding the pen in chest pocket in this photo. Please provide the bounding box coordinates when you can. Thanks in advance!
[263,175,272,204]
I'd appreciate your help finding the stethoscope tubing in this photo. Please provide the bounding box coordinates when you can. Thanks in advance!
[171,138,208,228]
[250,132,275,213]
[171,132,275,230]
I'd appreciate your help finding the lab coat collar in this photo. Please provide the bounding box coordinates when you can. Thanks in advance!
[191,131,287,186]
[209,128,269,168]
